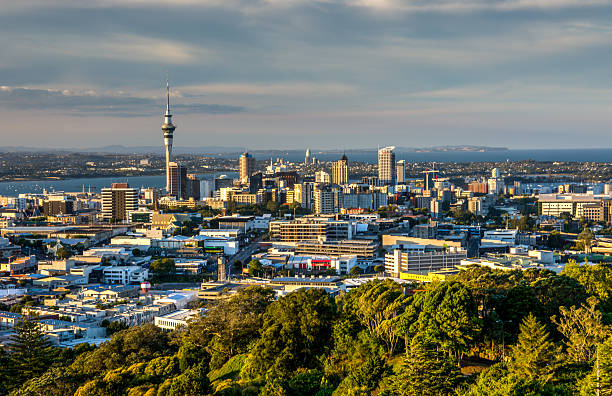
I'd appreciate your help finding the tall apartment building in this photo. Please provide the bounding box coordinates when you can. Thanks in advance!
[396,160,406,184]
[314,186,334,214]
[239,152,256,183]
[293,183,314,210]
[378,146,396,185]
[43,195,74,216]
[315,170,331,184]
[313,185,343,214]
[168,162,188,200]
[467,181,488,194]
[101,183,138,222]
[332,154,348,185]
[487,177,504,195]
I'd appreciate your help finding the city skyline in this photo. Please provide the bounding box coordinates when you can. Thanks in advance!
[2,1,612,149]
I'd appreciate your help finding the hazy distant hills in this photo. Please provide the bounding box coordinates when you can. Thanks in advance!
[0,145,508,155]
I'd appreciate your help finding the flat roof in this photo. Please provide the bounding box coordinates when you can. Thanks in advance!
[271,276,341,284]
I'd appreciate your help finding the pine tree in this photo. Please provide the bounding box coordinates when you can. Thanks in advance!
[579,335,612,396]
[9,317,55,384]
[510,313,562,383]
[382,339,462,396]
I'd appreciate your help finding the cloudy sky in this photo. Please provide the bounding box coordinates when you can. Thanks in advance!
[2,0,612,150]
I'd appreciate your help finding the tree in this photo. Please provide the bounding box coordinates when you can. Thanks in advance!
[461,363,557,396]
[248,259,263,277]
[150,258,175,276]
[561,260,612,310]
[578,335,612,396]
[104,321,129,336]
[551,296,610,364]
[56,246,72,259]
[373,264,385,273]
[577,227,595,253]
[381,340,461,396]
[265,200,279,214]
[510,313,562,383]
[350,266,362,276]
[241,288,337,381]
[232,259,243,273]
[8,317,56,385]
[341,279,410,357]
[70,324,174,376]
[546,231,566,250]
[530,274,589,327]
[335,354,387,395]
[187,286,275,370]
[411,281,481,365]
[157,362,211,396]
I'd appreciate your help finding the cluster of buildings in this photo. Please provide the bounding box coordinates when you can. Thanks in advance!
[2,77,608,348]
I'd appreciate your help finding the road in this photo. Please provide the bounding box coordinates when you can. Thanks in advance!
[229,237,262,266]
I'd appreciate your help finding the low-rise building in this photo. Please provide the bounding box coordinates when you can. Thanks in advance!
[102,266,149,284]
[384,248,467,278]
[154,309,203,331]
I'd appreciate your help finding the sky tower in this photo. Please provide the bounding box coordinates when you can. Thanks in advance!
[161,74,176,192]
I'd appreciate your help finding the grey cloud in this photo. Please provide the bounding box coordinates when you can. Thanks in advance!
[0,87,245,116]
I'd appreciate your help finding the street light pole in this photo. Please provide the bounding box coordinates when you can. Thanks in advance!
[496,319,511,361]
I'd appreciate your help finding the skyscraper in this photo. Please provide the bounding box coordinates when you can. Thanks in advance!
[239,152,256,183]
[101,183,138,222]
[396,160,406,184]
[187,174,201,200]
[305,149,311,164]
[332,154,348,185]
[168,162,187,200]
[378,146,396,185]
[423,169,439,191]
[161,75,176,193]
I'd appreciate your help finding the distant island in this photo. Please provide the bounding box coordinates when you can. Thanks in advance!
[410,145,508,153]
[0,145,508,155]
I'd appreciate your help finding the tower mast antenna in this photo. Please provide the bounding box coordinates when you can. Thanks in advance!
[166,71,170,114]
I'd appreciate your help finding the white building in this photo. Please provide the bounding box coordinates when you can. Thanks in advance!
[102,266,149,284]
[155,309,203,331]
[483,229,518,245]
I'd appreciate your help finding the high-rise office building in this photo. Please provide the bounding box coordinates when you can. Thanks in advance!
[332,154,348,185]
[101,183,138,222]
[378,146,396,185]
[161,75,176,193]
[239,152,256,183]
[396,160,406,184]
[168,162,188,200]
[187,174,201,200]
[305,149,311,164]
